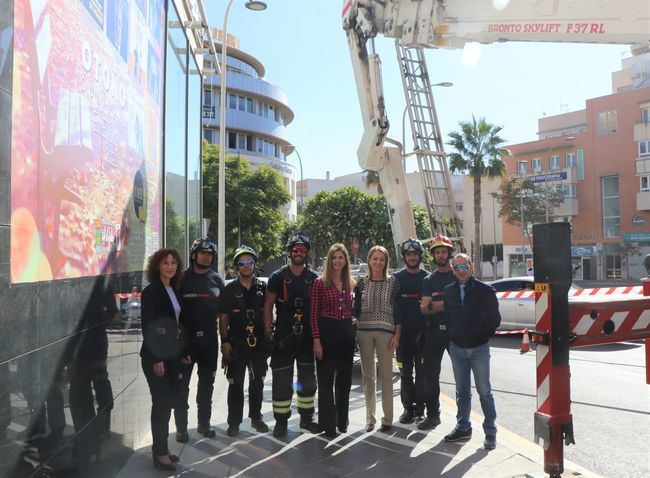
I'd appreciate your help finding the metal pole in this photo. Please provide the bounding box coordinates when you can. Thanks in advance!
[492,194,497,280]
[293,148,304,210]
[521,192,525,275]
[218,0,235,275]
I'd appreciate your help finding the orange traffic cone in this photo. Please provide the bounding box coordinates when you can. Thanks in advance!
[520,329,531,354]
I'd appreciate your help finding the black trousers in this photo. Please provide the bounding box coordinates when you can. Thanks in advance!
[175,342,218,431]
[422,328,449,417]
[316,317,355,434]
[142,356,179,456]
[270,340,316,422]
[396,328,425,415]
[225,348,268,426]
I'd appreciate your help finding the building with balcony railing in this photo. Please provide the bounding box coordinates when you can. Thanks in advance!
[202,31,297,220]
[502,52,650,280]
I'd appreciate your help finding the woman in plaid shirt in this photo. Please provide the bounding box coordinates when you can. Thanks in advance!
[311,243,356,438]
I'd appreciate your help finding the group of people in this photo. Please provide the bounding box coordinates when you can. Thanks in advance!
[139,232,501,471]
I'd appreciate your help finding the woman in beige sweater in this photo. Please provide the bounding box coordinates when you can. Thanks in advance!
[354,246,401,432]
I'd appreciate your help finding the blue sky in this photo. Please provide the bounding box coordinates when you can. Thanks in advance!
[206,0,629,180]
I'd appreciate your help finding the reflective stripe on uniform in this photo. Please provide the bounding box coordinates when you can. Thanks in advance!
[296,395,314,409]
[396,361,403,368]
[273,399,292,413]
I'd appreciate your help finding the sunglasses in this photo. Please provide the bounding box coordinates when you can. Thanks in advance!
[238,260,255,267]
[291,246,308,254]
[453,263,470,271]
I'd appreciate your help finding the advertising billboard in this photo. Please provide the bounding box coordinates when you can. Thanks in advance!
[11,0,166,283]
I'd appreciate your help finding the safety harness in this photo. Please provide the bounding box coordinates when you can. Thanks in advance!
[233,278,265,349]
[275,266,313,350]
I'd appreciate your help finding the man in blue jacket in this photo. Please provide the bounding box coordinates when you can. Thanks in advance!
[443,253,500,450]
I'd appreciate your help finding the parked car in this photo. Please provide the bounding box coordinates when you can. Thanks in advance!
[489,276,579,330]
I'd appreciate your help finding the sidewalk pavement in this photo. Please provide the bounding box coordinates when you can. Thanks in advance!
[117,366,600,478]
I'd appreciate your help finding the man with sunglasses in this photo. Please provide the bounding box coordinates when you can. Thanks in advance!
[219,246,269,437]
[175,237,225,442]
[443,253,501,450]
[393,238,428,425]
[263,233,320,437]
[418,235,455,431]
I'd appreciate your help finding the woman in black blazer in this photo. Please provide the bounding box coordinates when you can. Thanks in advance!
[140,248,190,470]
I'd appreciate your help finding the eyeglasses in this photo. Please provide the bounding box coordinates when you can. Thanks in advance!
[291,246,308,254]
[238,260,255,267]
[453,263,470,271]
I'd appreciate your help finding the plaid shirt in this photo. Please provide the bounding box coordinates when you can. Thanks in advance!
[310,277,354,339]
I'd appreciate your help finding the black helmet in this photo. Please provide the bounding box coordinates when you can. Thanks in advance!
[233,245,258,264]
[400,237,424,256]
[285,232,311,251]
[190,237,216,259]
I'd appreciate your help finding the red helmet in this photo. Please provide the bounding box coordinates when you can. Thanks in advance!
[430,234,453,252]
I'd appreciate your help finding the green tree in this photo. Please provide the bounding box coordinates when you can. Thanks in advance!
[165,198,185,254]
[298,187,430,265]
[494,176,566,230]
[202,142,290,263]
[447,116,509,277]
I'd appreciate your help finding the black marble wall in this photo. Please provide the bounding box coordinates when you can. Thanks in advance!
[0,2,153,476]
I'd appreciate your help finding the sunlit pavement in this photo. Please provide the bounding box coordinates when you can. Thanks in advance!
[117,364,601,478]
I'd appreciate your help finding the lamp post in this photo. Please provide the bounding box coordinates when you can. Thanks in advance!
[283,144,303,212]
[217,0,267,274]
[401,82,453,160]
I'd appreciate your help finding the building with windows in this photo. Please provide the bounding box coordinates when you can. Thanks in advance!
[202,31,298,220]
[502,50,650,280]
[1,1,209,475]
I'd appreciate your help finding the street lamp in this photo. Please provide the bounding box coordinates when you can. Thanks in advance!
[402,82,453,159]
[217,0,267,275]
[283,144,304,211]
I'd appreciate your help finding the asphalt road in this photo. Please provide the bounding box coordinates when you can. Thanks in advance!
[437,335,650,478]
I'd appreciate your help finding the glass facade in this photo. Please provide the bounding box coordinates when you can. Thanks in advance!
[0,1,203,476]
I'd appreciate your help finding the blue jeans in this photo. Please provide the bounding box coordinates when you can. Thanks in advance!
[449,342,497,436]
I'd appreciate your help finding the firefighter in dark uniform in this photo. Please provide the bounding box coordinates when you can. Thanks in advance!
[393,238,429,424]
[418,235,455,430]
[263,233,320,438]
[219,246,269,437]
[174,237,225,442]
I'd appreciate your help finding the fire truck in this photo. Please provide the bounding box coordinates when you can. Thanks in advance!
[342,2,650,476]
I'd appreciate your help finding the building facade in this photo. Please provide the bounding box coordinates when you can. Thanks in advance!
[202,31,298,220]
[502,69,650,279]
[1,1,207,475]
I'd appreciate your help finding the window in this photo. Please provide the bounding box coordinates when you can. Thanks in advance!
[203,89,212,106]
[262,103,269,118]
[237,133,246,150]
[228,94,236,109]
[203,128,213,143]
[456,203,463,212]
[642,107,650,124]
[257,138,263,153]
[268,104,274,119]
[566,153,576,168]
[549,155,560,170]
[602,176,620,238]
[597,110,617,135]
[563,184,576,198]
[517,161,527,174]
[238,96,245,111]
[532,158,541,172]
[246,98,253,113]
[641,175,650,192]
[639,140,650,157]
[228,131,237,149]
[246,135,254,152]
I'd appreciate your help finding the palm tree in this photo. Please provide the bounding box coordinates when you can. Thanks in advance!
[447,116,509,278]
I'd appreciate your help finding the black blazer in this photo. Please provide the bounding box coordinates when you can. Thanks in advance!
[140,278,188,362]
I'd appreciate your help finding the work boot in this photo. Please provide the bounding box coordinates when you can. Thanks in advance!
[273,420,288,438]
[251,417,269,433]
[175,430,189,443]
[399,409,415,424]
[226,424,239,437]
[197,423,216,438]
[416,414,441,431]
[299,416,321,433]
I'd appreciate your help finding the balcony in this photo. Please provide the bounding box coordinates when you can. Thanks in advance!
[633,122,650,141]
[638,191,650,210]
[636,158,650,174]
